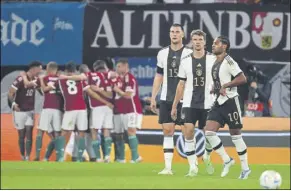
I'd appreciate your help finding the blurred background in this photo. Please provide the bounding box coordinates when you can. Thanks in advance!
[1,0,290,118]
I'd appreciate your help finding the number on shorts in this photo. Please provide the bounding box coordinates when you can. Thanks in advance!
[66,80,78,95]
[228,112,239,122]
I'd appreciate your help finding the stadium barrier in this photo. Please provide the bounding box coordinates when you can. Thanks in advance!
[1,114,290,164]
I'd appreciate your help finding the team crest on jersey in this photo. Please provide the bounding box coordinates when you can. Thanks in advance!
[196,63,202,76]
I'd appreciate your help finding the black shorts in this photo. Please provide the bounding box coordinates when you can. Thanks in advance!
[207,96,243,129]
[158,101,183,125]
[183,108,209,129]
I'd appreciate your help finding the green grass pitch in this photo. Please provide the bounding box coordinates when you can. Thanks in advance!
[1,161,290,189]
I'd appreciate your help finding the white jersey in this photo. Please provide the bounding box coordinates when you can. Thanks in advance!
[157,45,193,102]
[211,55,243,105]
[178,52,216,109]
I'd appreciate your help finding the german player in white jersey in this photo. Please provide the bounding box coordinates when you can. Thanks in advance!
[171,30,216,176]
[205,36,251,179]
[151,24,192,175]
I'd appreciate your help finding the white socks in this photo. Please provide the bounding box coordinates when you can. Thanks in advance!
[185,138,197,169]
[231,135,249,171]
[163,136,174,170]
[205,131,231,163]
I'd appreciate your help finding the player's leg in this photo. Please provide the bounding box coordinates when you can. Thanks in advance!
[90,107,103,162]
[158,101,176,175]
[199,109,214,175]
[24,111,34,161]
[43,110,62,161]
[125,113,142,163]
[76,110,89,162]
[228,97,250,179]
[84,132,96,162]
[102,107,113,162]
[110,129,118,161]
[113,114,125,163]
[205,105,234,177]
[43,131,55,161]
[183,108,198,177]
[13,111,27,160]
[35,109,50,161]
[55,111,76,161]
[72,132,79,161]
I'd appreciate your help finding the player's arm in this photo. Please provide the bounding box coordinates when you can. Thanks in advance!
[113,86,132,99]
[59,73,87,81]
[19,71,37,88]
[90,85,113,99]
[39,77,54,93]
[222,56,247,89]
[8,86,20,111]
[85,88,113,108]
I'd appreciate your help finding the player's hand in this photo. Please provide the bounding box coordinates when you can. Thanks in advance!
[210,85,214,94]
[26,80,38,88]
[219,86,226,96]
[250,81,257,89]
[47,81,56,89]
[91,85,101,92]
[113,85,120,93]
[108,71,118,79]
[106,102,114,109]
[171,107,177,121]
[150,99,157,114]
[13,103,20,112]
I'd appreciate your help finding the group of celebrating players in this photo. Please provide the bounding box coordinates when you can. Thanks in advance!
[8,59,143,164]
[8,23,251,180]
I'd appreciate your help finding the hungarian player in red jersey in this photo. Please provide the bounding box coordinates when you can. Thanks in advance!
[35,62,63,161]
[8,61,43,161]
[113,59,143,163]
[55,62,111,162]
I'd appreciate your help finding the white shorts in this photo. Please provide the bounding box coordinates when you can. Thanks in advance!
[38,109,62,133]
[90,106,113,129]
[61,110,88,131]
[113,113,143,133]
[13,111,34,130]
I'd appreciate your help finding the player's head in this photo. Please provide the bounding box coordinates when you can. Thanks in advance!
[65,62,77,75]
[116,58,129,76]
[93,60,108,72]
[212,36,230,55]
[190,29,206,51]
[78,64,90,74]
[46,61,58,75]
[28,61,43,77]
[169,23,184,45]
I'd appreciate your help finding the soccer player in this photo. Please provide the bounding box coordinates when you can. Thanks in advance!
[113,58,143,163]
[150,24,193,174]
[8,61,43,160]
[34,62,63,161]
[55,62,112,162]
[205,36,250,179]
[171,30,216,176]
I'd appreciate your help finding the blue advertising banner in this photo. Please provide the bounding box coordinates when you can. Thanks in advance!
[1,2,85,66]
[122,57,157,97]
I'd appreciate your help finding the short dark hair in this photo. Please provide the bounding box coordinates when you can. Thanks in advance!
[78,64,90,73]
[217,35,230,53]
[171,23,184,32]
[116,58,128,65]
[47,61,58,70]
[190,29,206,42]
[65,62,76,73]
[93,60,107,72]
[28,61,42,70]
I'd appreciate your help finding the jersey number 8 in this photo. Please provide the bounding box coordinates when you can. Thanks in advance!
[66,80,78,95]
